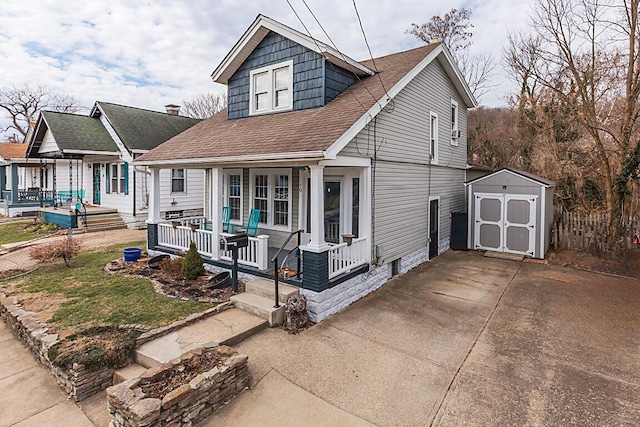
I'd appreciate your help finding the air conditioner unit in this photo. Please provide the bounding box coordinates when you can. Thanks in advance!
[451,129,460,139]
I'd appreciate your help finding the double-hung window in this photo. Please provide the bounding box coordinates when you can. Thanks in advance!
[171,169,185,193]
[106,162,128,194]
[451,100,459,146]
[430,111,439,164]
[250,169,292,230]
[249,60,293,115]
[224,170,243,222]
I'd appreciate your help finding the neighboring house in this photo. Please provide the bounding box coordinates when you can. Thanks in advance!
[0,142,49,217]
[24,103,203,227]
[136,14,477,321]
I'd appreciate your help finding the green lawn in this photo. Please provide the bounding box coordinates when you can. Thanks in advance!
[0,222,39,245]
[2,241,213,333]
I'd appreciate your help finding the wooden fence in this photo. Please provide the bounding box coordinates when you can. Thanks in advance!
[552,208,640,251]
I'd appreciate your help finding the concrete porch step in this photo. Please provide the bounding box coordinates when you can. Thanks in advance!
[113,362,147,385]
[230,293,285,327]
[245,277,299,305]
[134,308,267,368]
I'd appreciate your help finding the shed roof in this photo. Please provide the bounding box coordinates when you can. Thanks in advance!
[466,168,556,187]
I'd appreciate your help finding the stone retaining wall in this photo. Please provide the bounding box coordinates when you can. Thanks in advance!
[0,289,113,401]
[107,345,249,427]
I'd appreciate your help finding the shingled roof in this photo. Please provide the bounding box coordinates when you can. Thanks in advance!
[94,102,201,151]
[40,111,119,153]
[0,143,28,161]
[137,43,457,165]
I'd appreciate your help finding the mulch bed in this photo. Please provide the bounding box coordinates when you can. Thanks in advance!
[105,259,245,303]
[547,248,640,278]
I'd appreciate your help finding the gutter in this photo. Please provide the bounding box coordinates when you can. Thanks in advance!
[134,151,326,167]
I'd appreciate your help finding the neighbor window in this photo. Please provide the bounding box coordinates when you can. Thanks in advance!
[451,100,459,146]
[249,60,293,115]
[171,169,185,193]
[430,111,438,164]
[106,162,128,195]
[224,170,243,222]
[250,169,292,230]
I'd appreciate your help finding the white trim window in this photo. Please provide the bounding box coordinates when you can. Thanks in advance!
[249,60,294,115]
[249,168,292,231]
[430,111,439,164]
[171,169,185,193]
[451,99,459,146]
[224,170,243,223]
[107,162,128,194]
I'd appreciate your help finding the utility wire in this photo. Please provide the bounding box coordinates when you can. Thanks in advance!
[352,0,395,112]
[285,0,369,113]
[300,0,381,107]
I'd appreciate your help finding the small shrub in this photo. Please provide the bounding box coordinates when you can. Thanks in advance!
[29,237,81,267]
[181,241,205,280]
[160,257,183,277]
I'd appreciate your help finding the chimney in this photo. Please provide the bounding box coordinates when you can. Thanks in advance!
[164,104,181,115]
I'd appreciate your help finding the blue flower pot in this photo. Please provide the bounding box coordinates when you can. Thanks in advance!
[123,247,143,262]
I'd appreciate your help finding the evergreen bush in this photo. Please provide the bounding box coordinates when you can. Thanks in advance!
[181,241,205,280]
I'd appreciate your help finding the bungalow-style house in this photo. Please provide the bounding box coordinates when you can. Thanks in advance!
[24,103,203,227]
[0,142,50,217]
[136,15,477,321]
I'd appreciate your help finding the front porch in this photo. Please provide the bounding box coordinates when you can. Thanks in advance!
[144,160,373,291]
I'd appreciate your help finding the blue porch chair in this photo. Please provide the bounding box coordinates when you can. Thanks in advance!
[222,206,232,233]
[242,208,261,237]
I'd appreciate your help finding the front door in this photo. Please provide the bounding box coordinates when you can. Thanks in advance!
[92,163,101,205]
[324,180,341,244]
[429,198,439,259]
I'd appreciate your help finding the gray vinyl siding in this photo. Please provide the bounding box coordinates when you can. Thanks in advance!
[227,32,325,119]
[325,64,357,103]
[339,59,468,263]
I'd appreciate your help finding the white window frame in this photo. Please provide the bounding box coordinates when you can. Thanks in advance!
[249,168,292,232]
[109,163,127,195]
[451,99,459,146]
[224,169,243,225]
[249,60,294,116]
[170,168,186,194]
[430,111,439,164]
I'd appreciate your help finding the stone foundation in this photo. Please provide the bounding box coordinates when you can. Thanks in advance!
[107,345,249,427]
[302,245,438,322]
[0,290,113,401]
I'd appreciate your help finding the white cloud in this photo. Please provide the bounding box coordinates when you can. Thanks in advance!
[0,0,533,139]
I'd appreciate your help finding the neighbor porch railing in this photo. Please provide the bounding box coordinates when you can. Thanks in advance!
[156,222,269,270]
[1,189,56,205]
[328,237,368,279]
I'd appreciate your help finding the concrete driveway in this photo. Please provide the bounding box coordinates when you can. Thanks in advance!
[211,251,640,426]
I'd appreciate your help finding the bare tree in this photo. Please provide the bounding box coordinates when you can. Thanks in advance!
[181,92,227,119]
[0,83,80,139]
[504,0,640,240]
[407,8,496,101]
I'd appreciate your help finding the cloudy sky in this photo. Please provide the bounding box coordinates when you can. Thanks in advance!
[0,0,534,140]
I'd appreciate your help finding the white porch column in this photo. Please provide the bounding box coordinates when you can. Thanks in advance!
[304,164,330,252]
[146,167,161,223]
[209,167,223,259]
[361,165,373,263]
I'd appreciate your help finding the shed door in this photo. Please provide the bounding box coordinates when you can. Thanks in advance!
[474,194,536,256]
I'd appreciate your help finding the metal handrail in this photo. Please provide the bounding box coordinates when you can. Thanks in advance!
[270,229,303,309]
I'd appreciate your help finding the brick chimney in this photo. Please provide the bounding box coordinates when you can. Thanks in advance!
[164,104,181,115]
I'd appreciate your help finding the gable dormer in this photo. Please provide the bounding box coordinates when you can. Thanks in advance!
[212,15,375,120]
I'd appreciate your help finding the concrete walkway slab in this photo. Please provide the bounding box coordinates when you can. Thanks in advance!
[209,370,376,427]
[0,338,39,380]
[136,308,267,367]
[11,399,95,427]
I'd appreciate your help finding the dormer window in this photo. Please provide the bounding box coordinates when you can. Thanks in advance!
[249,60,293,115]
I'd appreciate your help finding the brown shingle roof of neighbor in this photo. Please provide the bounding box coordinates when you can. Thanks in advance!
[137,43,439,164]
[0,143,28,160]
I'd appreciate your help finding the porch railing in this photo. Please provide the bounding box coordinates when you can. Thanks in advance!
[328,237,368,279]
[0,189,56,205]
[156,223,269,270]
[220,232,269,270]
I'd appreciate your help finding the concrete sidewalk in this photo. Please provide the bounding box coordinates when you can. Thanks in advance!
[0,320,94,427]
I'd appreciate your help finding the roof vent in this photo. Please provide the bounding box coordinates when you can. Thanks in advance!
[164,104,181,115]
